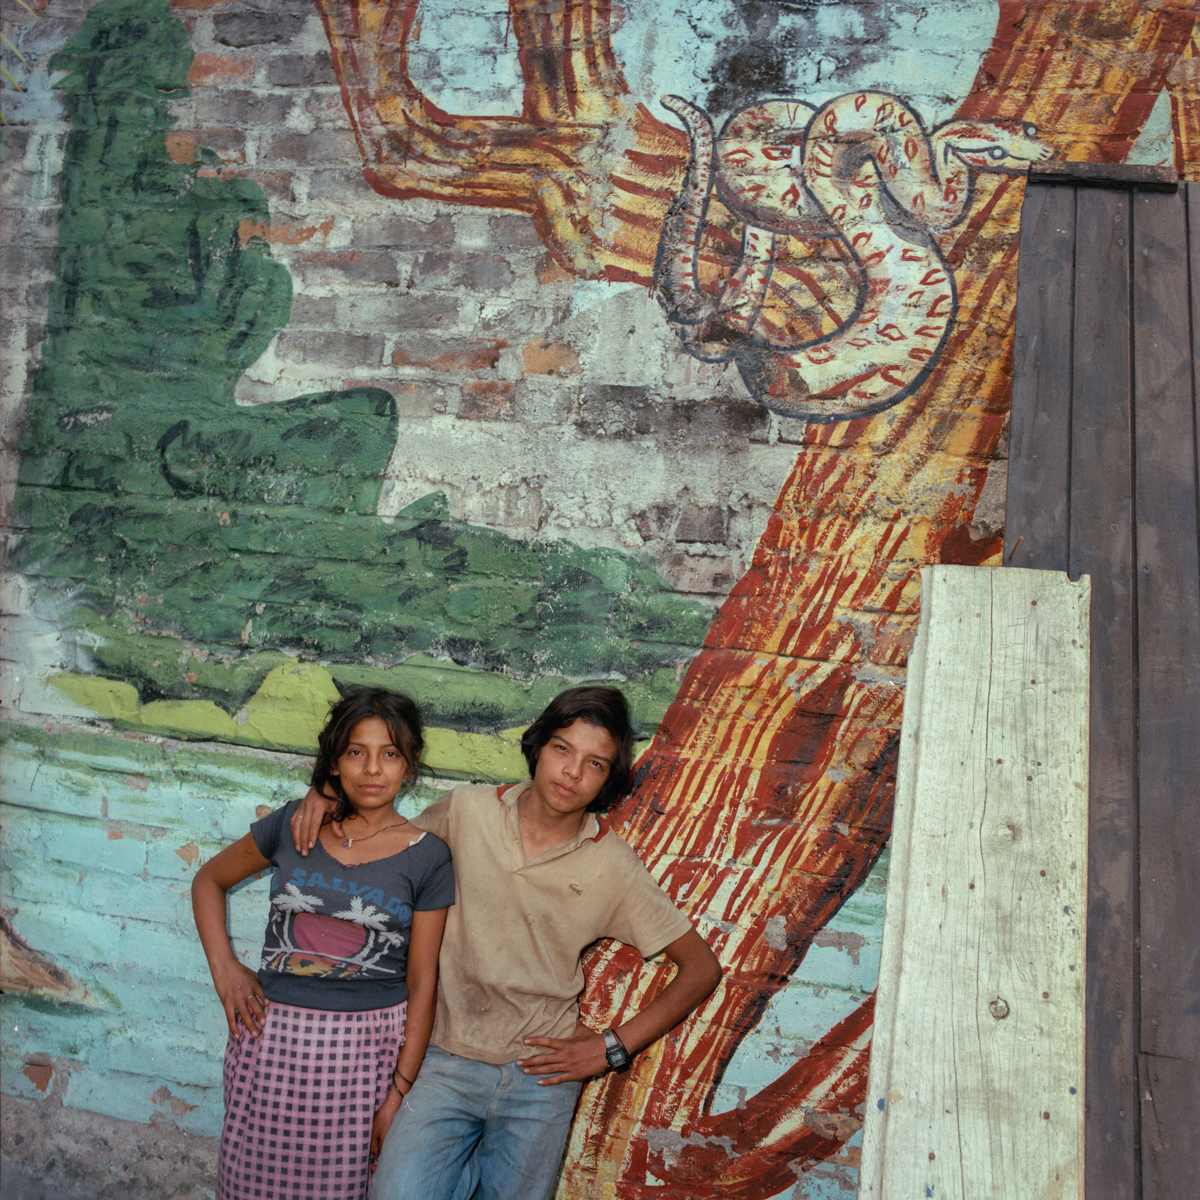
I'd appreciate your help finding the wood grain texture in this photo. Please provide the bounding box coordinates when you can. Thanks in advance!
[1139,1053,1200,1200]
[1006,183,1075,571]
[857,582,931,1200]
[1068,187,1141,1200]
[1132,187,1200,1084]
[1028,162,1178,191]
[860,565,1089,1200]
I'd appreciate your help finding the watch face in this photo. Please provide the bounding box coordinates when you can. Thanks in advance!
[603,1030,629,1069]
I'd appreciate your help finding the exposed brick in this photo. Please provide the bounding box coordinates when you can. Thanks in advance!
[276,330,386,367]
[193,129,249,164]
[635,503,676,541]
[197,90,294,129]
[214,9,309,47]
[489,215,544,251]
[394,338,507,372]
[522,338,580,377]
[459,381,517,422]
[411,252,458,287]
[412,252,514,291]
[0,128,31,165]
[296,249,402,288]
[535,253,577,286]
[676,502,730,544]
[267,52,340,88]
[514,386,575,428]
[461,255,516,291]
[655,397,772,445]
[240,169,297,203]
[268,129,360,166]
[353,215,455,250]
[289,295,338,326]
[577,385,652,440]
[391,293,459,330]
[663,555,736,595]
[302,93,355,131]
[307,168,376,204]
[188,54,257,87]
[240,216,335,246]
[386,384,452,419]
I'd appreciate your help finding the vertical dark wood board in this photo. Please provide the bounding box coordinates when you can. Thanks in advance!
[1139,1054,1200,1200]
[1132,188,1200,1064]
[1131,185,1200,1200]
[1007,183,1075,570]
[1069,188,1139,1200]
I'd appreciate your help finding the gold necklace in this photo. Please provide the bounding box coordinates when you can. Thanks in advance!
[341,816,407,849]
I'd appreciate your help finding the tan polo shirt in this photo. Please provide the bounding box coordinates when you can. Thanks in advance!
[410,781,693,1065]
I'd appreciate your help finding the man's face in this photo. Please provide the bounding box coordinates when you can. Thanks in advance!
[529,719,618,818]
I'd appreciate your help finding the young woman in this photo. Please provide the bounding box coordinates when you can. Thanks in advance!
[192,688,453,1200]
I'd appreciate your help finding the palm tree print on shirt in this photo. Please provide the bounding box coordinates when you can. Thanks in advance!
[261,885,407,980]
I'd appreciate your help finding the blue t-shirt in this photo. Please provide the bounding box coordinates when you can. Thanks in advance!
[250,800,455,1011]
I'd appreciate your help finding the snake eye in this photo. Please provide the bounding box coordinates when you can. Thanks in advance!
[1023,122,1038,139]
[988,145,1006,161]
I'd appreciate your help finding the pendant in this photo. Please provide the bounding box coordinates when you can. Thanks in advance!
[342,838,353,848]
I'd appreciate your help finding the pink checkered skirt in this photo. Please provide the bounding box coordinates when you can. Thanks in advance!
[218,1000,407,1200]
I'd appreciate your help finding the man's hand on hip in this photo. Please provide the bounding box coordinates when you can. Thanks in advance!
[516,1023,608,1085]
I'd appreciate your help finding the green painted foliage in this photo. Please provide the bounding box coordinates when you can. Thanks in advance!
[12,0,712,727]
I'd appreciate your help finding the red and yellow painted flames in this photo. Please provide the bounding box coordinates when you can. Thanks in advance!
[318,2,1199,1195]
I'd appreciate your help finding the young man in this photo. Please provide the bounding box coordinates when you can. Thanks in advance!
[290,686,721,1200]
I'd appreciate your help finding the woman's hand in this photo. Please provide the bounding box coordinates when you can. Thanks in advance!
[211,956,270,1040]
[370,1086,403,1169]
[191,832,274,1039]
[289,787,341,855]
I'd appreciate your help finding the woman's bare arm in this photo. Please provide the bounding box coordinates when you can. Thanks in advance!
[191,833,273,1038]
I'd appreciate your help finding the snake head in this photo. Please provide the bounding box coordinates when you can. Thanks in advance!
[938,119,1054,172]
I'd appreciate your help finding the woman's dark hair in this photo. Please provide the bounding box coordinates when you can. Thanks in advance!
[519,686,634,813]
[312,688,424,823]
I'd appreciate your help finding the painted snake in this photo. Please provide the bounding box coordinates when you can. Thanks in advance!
[654,91,1052,422]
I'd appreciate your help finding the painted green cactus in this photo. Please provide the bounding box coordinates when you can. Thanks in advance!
[12,0,711,733]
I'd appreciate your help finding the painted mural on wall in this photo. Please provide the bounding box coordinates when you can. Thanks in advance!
[1,0,1198,1197]
[318,2,1200,1195]
[9,0,710,745]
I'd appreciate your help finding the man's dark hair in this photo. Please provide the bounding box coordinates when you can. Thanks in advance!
[312,688,424,823]
[519,685,634,812]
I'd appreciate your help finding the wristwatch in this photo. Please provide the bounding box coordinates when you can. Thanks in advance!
[601,1027,630,1071]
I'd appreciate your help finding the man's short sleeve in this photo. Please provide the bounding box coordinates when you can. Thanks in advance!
[601,841,694,959]
[409,789,454,841]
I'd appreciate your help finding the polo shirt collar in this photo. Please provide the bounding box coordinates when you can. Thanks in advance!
[499,781,608,854]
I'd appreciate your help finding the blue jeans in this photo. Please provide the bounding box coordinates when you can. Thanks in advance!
[370,1044,583,1200]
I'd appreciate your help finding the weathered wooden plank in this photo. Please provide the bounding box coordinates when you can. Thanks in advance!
[1132,189,1200,1109]
[861,565,1089,1200]
[1068,187,1140,1200]
[857,580,931,1199]
[1006,183,1075,571]
[1029,161,1178,192]
[1139,1054,1200,1200]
